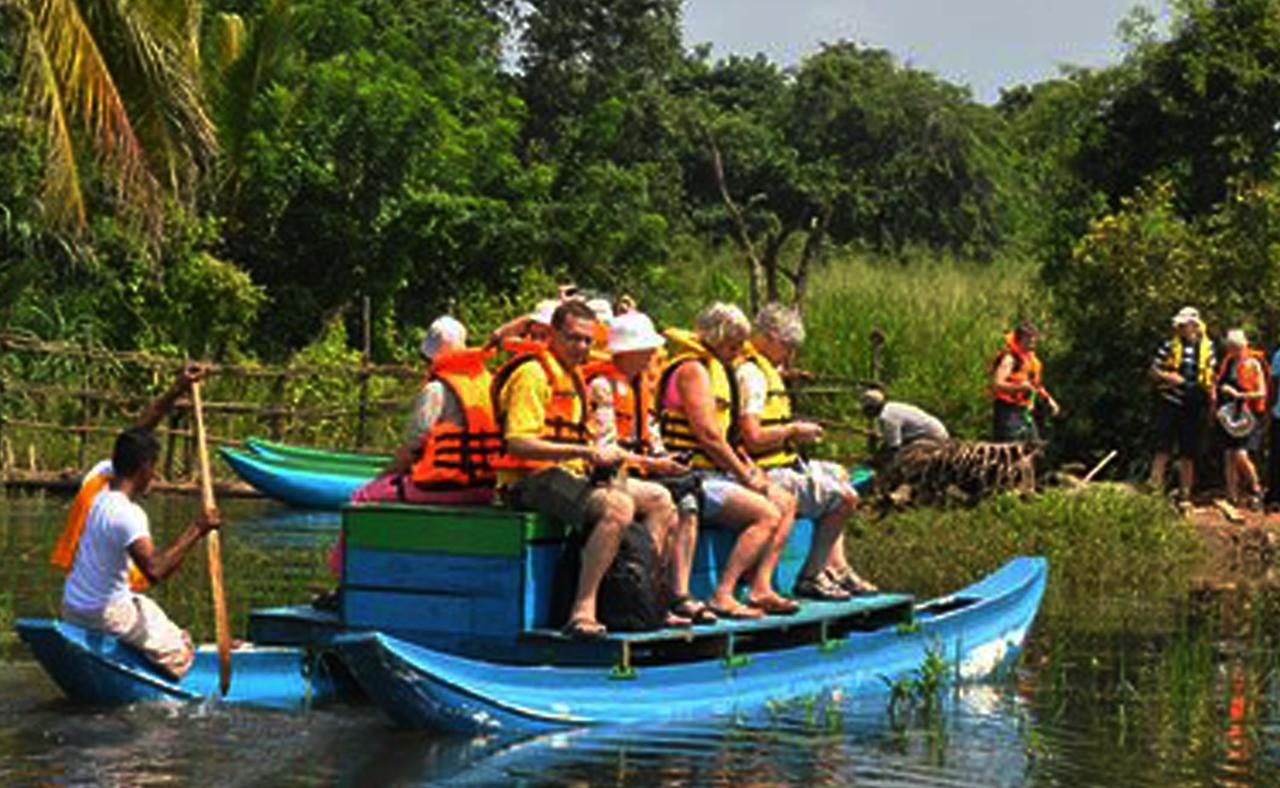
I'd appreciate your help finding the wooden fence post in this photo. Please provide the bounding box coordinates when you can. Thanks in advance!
[0,366,7,479]
[269,371,287,441]
[78,328,91,469]
[869,323,885,384]
[357,296,371,450]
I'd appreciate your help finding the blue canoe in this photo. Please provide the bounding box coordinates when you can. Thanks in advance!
[14,619,338,711]
[332,556,1047,735]
[220,445,375,509]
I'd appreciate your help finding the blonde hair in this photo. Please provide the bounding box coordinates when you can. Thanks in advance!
[695,302,750,346]
[755,302,806,347]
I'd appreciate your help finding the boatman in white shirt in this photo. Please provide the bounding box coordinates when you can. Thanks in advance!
[60,373,222,679]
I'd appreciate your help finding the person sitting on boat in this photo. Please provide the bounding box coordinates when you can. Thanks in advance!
[584,310,715,626]
[735,303,876,600]
[350,315,500,506]
[1215,328,1267,509]
[61,423,222,679]
[859,387,950,458]
[487,299,560,353]
[51,364,207,592]
[658,302,799,619]
[494,299,681,639]
[991,321,1059,443]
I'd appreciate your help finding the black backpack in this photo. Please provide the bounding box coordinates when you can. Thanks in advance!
[552,521,668,633]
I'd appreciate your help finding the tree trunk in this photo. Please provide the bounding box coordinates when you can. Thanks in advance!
[762,229,793,304]
[794,205,832,310]
[703,127,766,313]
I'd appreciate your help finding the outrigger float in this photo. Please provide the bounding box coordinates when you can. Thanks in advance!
[17,498,1046,731]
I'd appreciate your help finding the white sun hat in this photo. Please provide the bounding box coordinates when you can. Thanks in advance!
[608,311,665,354]
[420,316,467,360]
[529,299,559,326]
[1224,328,1248,348]
[586,297,614,325]
[1172,306,1201,326]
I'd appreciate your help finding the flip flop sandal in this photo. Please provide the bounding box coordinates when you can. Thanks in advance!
[748,595,801,616]
[708,601,765,620]
[561,617,608,640]
[670,596,719,625]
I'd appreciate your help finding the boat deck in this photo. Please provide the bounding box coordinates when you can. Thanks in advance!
[525,592,915,644]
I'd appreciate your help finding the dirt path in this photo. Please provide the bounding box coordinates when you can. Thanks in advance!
[1186,503,1280,589]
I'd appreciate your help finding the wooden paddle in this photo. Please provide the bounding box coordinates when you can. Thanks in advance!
[191,380,232,695]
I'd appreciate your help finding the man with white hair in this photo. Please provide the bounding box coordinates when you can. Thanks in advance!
[1149,306,1216,500]
[736,303,877,600]
[657,302,798,619]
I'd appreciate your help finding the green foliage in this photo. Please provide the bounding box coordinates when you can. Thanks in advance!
[1051,176,1280,459]
[856,486,1204,628]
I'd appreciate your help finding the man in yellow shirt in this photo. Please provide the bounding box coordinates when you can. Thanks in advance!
[495,300,679,639]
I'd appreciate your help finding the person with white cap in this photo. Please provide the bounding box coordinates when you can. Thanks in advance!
[1149,306,1216,501]
[860,387,949,456]
[344,315,500,508]
[584,311,713,626]
[1215,328,1266,508]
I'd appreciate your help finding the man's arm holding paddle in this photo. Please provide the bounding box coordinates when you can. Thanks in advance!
[134,364,206,431]
[127,509,222,585]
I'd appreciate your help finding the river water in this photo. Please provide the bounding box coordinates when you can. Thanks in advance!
[1,492,1278,786]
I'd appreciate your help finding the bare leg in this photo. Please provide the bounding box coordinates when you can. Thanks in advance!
[568,489,634,629]
[669,510,697,599]
[1150,452,1169,491]
[707,487,778,615]
[804,490,857,578]
[747,484,796,604]
[1177,458,1195,500]
[620,478,677,560]
[1236,450,1261,499]
[1225,450,1239,502]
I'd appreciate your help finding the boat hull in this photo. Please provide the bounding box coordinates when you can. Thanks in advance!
[334,556,1047,734]
[15,619,337,711]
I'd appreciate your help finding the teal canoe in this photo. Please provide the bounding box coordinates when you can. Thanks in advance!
[221,445,376,509]
[224,439,874,511]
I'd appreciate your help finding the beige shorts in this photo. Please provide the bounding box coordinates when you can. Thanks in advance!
[64,594,195,680]
[767,460,858,521]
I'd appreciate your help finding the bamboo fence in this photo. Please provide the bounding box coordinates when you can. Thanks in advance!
[0,328,421,492]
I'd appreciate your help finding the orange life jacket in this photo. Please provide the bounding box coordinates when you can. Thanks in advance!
[991,332,1043,408]
[409,349,502,489]
[491,349,591,473]
[50,471,149,591]
[583,360,656,456]
[1216,348,1269,415]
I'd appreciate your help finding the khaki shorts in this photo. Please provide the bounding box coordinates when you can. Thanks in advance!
[767,460,858,521]
[64,594,195,680]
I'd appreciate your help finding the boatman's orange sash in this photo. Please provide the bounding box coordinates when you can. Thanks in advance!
[50,471,149,591]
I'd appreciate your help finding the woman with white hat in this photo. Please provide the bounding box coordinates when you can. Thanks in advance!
[1149,306,1216,501]
[1216,328,1266,508]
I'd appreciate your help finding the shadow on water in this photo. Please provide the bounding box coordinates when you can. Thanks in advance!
[3,491,1280,785]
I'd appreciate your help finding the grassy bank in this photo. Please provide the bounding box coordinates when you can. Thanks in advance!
[850,485,1205,629]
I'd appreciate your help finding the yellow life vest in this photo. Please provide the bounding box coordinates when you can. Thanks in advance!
[657,329,738,470]
[736,344,799,468]
[1164,327,1214,392]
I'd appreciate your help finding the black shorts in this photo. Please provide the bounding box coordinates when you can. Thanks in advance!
[992,401,1037,442]
[504,467,606,534]
[1220,420,1263,452]
[1152,397,1203,459]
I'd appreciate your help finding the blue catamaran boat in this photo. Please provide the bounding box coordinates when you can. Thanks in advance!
[250,503,1047,733]
[16,489,1045,727]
